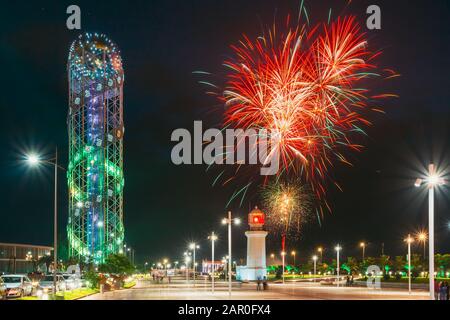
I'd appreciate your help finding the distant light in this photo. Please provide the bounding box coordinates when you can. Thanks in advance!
[417,232,427,241]
[221,218,227,225]
[312,255,318,261]
[26,154,39,166]
[234,218,241,225]
[97,221,104,228]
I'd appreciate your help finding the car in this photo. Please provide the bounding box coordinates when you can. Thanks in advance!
[1,275,33,298]
[38,275,66,293]
[0,277,7,300]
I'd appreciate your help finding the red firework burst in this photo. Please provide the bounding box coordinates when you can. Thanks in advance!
[221,15,397,207]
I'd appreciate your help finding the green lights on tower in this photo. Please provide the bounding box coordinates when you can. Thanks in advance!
[67,33,125,264]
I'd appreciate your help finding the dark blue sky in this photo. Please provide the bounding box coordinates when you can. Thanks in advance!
[1,0,450,265]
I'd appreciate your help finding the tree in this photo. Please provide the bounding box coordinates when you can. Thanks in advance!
[37,255,53,270]
[394,256,406,273]
[344,257,359,275]
[378,255,393,273]
[98,254,134,275]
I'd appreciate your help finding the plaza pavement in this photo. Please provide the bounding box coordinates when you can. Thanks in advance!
[82,279,429,300]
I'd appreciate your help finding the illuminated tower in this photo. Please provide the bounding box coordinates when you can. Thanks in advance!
[67,33,125,264]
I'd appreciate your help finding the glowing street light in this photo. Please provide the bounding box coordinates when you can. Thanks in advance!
[312,255,318,282]
[415,163,446,300]
[335,245,342,287]
[405,234,414,295]
[189,243,200,286]
[184,256,191,283]
[291,250,297,266]
[24,148,62,295]
[360,242,366,262]
[270,253,275,264]
[208,232,218,293]
[222,211,240,296]
[317,247,323,264]
[417,232,427,259]
[281,251,286,284]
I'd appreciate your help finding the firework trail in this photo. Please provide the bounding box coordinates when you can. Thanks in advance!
[261,180,312,248]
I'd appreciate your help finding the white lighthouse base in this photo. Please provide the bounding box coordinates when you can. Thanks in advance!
[236,230,268,281]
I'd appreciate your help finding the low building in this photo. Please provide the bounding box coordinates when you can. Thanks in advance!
[0,242,53,274]
[201,260,225,274]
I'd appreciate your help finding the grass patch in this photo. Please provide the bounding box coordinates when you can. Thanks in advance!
[16,288,99,300]
[123,281,136,289]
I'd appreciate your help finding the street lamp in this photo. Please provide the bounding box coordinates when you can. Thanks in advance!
[208,232,218,293]
[415,163,446,300]
[291,250,296,267]
[270,253,275,265]
[405,234,414,295]
[360,242,366,262]
[417,232,427,260]
[335,245,342,287]
[281,251,286,284]
[317,247,323,264]
[312,255,318,282]
[189,243,200,286]
[184,256,191,283]
[25,148,62,295]
[222,212,241,296]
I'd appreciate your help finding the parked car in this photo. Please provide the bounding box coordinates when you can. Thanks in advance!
[38,275,66,293]
[0,277,7,300]
[1,275,33,298]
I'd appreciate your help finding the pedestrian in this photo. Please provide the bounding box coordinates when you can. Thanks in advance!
[256,276,261,291]
[435,280,440,300]
[263,276,268,291]
[439,282,447,300]
[445,281,450,301]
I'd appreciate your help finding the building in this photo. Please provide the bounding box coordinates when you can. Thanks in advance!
[0,243,53,274]
[236,207,268,281]
[201,260,225,274]
[67,33,125,264]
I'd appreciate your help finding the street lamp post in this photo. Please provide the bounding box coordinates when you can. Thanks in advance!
[184,256,191,283]
[291,251,296,267]
[417,232,427,260]
[25,148,62,296]
[335,245,342,287]
[312,255,318,282]
[189,243,199,286]
[415,163,446,300]
[208,232,218,293]
[222,211,240,296]
[317,247,323,264]
[360,242,366,263]
[281,251,286,284]
[405,234,414,295]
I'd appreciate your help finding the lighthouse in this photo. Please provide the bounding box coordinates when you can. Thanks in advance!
[236,207,268,281]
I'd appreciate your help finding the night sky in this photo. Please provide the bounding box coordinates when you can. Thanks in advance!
[1,0,450,266]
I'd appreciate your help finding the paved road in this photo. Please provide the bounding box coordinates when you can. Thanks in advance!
[82,279,428,300]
